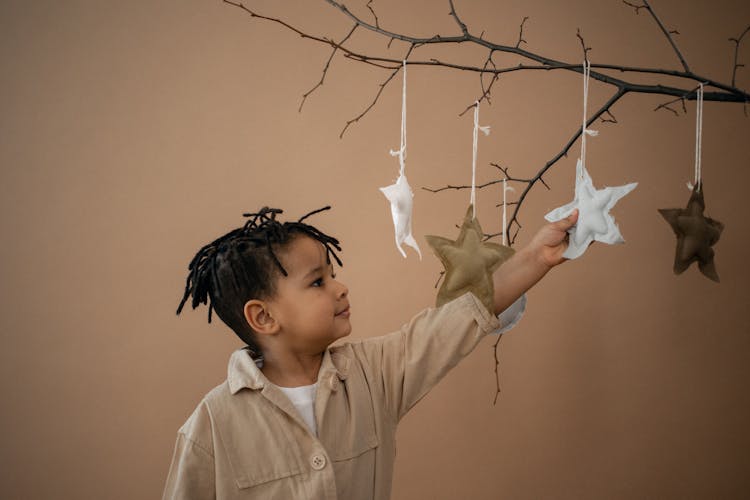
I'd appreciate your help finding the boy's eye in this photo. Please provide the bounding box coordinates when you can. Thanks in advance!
[311,278,323,287]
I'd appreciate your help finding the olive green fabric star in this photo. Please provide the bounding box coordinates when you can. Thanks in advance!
[425,205,515,313]
[658,183,724,282]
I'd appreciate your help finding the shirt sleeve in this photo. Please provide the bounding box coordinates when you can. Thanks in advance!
[356,291,501,422]
[162,403,216,500]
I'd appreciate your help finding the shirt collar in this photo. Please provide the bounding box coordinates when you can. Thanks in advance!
[227,346,349,395]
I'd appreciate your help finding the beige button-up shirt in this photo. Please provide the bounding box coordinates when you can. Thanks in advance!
[163,292,501,500]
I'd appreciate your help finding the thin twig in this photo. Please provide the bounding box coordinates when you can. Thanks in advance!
[654,97,684,116]
[622,1,647,15]
[459,49,500,116]
[448,0,469,36]
[492,336,503,405]
[324,0,469,45]
[490,164,545,187]
[478,50,499,107]
[366,0,380,29]
[641,0,691,72]
[654,83,704,115]
[576,28,591,62]
[516,17,529,49]
[601,110,618,123]
[338,44,417,138]
[730,25,750,87]
[340,65,400,138]
[422,178,508,193]
[299,25,358,112]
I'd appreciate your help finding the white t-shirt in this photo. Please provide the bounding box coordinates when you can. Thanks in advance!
[278,382,318,436]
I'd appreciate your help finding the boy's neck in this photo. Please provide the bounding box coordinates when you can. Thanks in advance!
[260,349,324,388]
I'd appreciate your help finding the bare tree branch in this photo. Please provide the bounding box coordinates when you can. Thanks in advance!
[225,1,749,108]
[226,0,749,233]
[226,0,750,405]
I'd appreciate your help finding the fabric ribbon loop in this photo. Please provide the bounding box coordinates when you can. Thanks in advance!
[501,179,514,246]
[691,83,704,191]
[471,101,490,219]
[389,60,408,176]
[580,59,598,177]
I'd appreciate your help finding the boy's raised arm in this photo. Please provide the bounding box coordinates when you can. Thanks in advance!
[491,210,579,315]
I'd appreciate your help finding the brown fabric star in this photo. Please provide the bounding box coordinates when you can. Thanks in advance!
[425,205,515,313]
[658,182,724,282]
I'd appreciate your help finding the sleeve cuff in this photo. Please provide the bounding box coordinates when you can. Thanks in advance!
[457,292,502,334]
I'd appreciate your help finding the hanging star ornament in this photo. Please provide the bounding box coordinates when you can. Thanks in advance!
[425,205,515,313]
[658,182,723,282]
[380,173,422,258]
[545,159,638,259]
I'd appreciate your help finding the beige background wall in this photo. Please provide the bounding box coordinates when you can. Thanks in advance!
[1,0,749,498]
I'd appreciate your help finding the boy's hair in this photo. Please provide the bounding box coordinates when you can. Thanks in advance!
[176,206,342,353]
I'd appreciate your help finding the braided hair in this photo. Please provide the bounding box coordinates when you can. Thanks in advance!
[176,206,342,353]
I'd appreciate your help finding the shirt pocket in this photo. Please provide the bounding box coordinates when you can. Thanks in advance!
[215,399,309,491]
[232,452,305,491]
[321,364,380,463]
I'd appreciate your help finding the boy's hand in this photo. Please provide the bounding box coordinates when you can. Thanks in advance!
[528,209,579,269]
[492,210,578,314]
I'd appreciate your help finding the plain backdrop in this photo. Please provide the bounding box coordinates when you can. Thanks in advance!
[1,0,749,498]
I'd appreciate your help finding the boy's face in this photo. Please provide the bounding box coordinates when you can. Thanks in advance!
[264,235,351,353]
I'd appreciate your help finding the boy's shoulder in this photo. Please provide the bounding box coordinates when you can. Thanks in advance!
[202,379,233,405]
[180,380,231,429]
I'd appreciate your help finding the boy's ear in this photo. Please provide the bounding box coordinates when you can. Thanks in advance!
[243,299,279,336]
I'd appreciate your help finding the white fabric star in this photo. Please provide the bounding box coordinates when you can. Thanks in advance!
[380,173,422,259]
[545,159,637,259]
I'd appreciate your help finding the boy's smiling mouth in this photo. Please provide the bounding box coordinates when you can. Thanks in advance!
[335,305,351,318]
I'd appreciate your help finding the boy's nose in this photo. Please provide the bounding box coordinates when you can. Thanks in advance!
[335,280,348,298]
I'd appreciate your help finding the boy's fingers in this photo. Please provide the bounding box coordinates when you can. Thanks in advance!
[555,209,579,231]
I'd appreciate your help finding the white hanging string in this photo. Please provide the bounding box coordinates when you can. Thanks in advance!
[471,100,491,219]
[689,83,704,191]
[580,59,598,177]
[501,178,515,246]
[389,60,407,176]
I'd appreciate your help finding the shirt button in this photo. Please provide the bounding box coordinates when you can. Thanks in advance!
[329,376,339,391]
[310,454,327,470]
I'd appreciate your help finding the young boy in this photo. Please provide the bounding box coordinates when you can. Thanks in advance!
[163,205,578,500]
